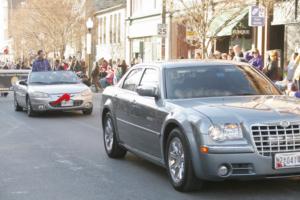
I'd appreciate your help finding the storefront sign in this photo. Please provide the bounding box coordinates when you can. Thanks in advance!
[157,24,167,37]
[232,29,251,35]
[186,26,198,41]
[249,6,265,27]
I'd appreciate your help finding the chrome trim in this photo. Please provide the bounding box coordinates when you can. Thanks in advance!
[251,122,300,157]
[116,118,160,136]
[207,145,255,154]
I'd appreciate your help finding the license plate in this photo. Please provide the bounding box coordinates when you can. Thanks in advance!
[274,152,300,169]
[61,100,73,107]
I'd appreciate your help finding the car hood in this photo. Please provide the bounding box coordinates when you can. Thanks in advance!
[169,95,300,124]
[28,84,88,94]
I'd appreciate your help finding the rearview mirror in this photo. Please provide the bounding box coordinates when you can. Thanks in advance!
[19,80,27,86]
[136,85,159,99]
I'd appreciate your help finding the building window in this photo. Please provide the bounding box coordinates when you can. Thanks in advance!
[114,14,117,43]
[103,17,106,44]
[99,18,103,44]
[118,13,121,43]
[110,15,113,44]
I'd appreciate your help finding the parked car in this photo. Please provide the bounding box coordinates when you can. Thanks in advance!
[13,71,93,116]
[100,60,300,192]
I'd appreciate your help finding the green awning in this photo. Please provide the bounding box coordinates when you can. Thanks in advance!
[208,7,249,37]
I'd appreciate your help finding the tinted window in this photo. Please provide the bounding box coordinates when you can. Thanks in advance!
[122,68,144,91]
[140,68,159,86]
[29,71,80,85]
[165,65,280,99]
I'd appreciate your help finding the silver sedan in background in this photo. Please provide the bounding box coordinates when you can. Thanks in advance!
[13,71,93,117]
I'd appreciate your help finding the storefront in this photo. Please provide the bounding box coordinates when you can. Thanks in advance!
[210,8,253,54]
[272,0,300,63]
[130,36,161,63]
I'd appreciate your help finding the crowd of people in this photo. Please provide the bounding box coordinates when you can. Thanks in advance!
[2,47,300,97]
[91,58,128,92]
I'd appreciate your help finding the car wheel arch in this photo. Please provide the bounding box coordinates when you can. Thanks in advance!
[102,107,111,128]
[162,120,190,164]
[161,119,203,178]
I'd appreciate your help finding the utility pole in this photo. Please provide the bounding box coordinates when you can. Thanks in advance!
[161,0,166,60]
[296,0,298,20]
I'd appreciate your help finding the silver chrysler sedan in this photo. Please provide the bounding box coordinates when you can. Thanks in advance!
[13,71,93,117]
[100,60,300,192]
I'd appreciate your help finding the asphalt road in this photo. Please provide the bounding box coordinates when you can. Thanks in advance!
[0,93,300,200]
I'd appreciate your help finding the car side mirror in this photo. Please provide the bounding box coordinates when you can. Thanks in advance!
[136,85,159,99]
[19,80,27,86]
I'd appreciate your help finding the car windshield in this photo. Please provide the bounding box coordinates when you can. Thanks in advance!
[165,65,281,99]
[28,71,80,85]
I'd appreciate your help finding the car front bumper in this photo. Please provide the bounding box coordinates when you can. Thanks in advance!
[195,145,300,181]
[30,94,93,112]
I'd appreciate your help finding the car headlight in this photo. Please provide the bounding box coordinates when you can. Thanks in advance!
[31,92,49,98]
[208,123,243,142]
[81,89,92,96]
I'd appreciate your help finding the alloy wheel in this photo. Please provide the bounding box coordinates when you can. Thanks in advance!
[168,137,185,184]
[104,117,114,152]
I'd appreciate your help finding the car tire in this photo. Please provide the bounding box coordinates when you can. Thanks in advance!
[26,97,35,117]
[103,112,127,158]
[14,94,22,111]
[82,107,93,115]
[166,128,203,192]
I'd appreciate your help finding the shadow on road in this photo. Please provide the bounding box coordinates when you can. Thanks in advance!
[120,153,300,198]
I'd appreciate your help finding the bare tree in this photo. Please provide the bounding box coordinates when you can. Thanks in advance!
[173,0,282,58]
[172,0,252,58]
[11,0,85,60]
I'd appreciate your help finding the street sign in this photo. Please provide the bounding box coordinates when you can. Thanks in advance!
[157,23,167,37]
[186,30,197,41]
[249,6,265,27]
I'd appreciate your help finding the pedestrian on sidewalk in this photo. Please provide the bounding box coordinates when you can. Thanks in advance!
[116,60,128,81]
[263,51,281,82]
[232,45,245,62]
[53,59,61,71]
[248,49,263,71]
[91,62,101,92]
[32,50,51,72]
[99,65,114,89]
[292,54,300,90]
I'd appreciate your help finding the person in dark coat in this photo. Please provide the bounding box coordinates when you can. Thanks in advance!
[32,50,51,72]
[263,51,281,81]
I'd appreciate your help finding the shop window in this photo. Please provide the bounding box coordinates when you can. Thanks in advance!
[99,18,103,44]
[118,13,121,43]
[114,14,117,43]
[103,17,106,44]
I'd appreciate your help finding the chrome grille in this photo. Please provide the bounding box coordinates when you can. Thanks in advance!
[251,123,300,157]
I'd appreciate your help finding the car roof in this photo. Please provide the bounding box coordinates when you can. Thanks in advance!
[134,59,250,69]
